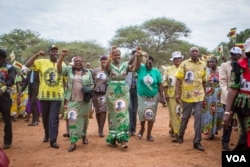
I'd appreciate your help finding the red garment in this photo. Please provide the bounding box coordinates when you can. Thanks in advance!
[238,58,250,81]
[0,148,9,167]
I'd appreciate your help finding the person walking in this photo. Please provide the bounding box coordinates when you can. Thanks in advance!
[172,47,206,151]
[57,54,94,152]
[219,46,242,150]
[92,55,108,137]
[0,49,16,149]
[223,38,250,151]
[25,45,67,149]
[163,51,183,137]
[104,46,135,150]
[18,70,41,126]
[125,50,138,136]
[201,57,223,139]
[134,52,166,142]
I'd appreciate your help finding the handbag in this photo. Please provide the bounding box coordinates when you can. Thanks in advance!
[82,86,94,103]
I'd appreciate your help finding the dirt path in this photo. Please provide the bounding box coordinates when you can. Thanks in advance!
[1,105,230,167]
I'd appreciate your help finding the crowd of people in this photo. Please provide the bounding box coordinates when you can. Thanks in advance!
[1,39,250,155]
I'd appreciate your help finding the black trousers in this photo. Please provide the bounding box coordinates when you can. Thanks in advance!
[40,100,61,143]
[128,88,138,133]
[222,104,232,144]
[0,96,12,145]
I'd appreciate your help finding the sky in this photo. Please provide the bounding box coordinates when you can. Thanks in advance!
[0,0,249,51]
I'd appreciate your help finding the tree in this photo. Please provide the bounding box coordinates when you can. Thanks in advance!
[0,29,41,61]
[109,17,210,66]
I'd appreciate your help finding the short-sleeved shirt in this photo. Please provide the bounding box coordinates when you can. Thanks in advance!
[136,64,162,97]
[175,58,206,102]
[163,65,179,97]
[31,59,65,100]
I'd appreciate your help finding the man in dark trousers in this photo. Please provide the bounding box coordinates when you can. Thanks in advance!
[18,70,40,126]
[25,45,68,149]
[126,50,138,136]
[0,49,16,149]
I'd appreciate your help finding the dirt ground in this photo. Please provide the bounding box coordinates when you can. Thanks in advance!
[1,105,238,167]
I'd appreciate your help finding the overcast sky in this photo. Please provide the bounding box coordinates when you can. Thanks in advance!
[0,0,249,51]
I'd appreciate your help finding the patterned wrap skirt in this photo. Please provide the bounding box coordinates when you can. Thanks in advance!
[67,100,91,143]
[105,82,130,145]
[138,94,159,122]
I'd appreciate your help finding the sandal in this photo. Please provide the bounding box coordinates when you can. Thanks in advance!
[138,129,145,139]
[68,143,76,152]
[121,144,128,150]
[146,136,155,142]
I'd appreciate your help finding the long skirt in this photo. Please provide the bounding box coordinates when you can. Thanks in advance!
[67,100,91,143]
[105,84,130,145]
[167,97,181,135]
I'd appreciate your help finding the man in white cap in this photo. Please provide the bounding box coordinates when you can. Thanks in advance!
[163,51,183,137]
[219,46,242,150]
[223,38,250,151]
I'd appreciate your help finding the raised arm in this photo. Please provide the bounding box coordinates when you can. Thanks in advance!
[104,46,116,73]
[25,50,45,67]
[129,47,142,72]
[57,49,68,74]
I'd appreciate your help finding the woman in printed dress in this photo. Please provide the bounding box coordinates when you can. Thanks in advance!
[163,51,183,137]
[104,46,135,150]
[201,57,224,139]
[57,54,94,152]
[92,55,108,137]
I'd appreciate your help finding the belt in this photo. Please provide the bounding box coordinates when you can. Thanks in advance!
[141,96,154,99]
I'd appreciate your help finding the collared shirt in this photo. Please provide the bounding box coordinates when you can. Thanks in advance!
[175,58,206,102]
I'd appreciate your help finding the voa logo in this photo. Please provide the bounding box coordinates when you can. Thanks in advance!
[226,155,247,162]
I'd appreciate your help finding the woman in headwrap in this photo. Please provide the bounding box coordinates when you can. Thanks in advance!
[104,46,135,150]
[57,54,94,152]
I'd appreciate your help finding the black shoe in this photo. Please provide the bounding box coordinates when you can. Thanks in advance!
[2,144,10,149]
[194,143,205,151]
[172,136,183,143]
[43,137,49,143]
[50,142,59,149]
[222,143,231,151]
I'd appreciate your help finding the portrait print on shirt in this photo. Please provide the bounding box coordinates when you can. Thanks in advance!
[97,72,107,80]
[168,76,175,87]
[143,74,153,90]
[184,71,194,83]
[44,68,60,86]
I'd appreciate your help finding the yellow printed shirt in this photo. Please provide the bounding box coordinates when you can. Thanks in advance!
[175,58,206,102]
[30,59,66,101]
[163,65,179,97]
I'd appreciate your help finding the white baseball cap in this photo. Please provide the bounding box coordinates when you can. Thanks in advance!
[170,51,184,61]
[230,46,242,55]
